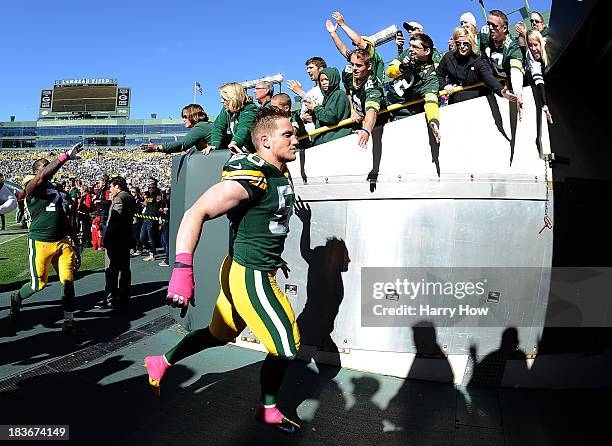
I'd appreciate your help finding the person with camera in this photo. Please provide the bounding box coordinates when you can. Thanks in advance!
[140,104,212,154]
[436,27,518,105]
[342,48,387,149]
[386,33,441,143]
[9,143,84,334]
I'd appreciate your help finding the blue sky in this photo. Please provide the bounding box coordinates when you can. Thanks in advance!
[0,0,551,122]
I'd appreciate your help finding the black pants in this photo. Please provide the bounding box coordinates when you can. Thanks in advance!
[81,215,92,246]
[105,245,131,299]
[1,214,5,230]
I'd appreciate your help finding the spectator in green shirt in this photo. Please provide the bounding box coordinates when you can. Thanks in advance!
[303,67,352,146]
[255,81,274,108]
[207,82,258,155]
[141,104,213,154]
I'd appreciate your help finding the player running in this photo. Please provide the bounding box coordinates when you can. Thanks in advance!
[9,143,84,333]
[144,107,301,433]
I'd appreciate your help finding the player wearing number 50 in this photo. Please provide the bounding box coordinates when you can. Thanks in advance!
[386,33,441,143]
[10,143,84,333]
[145,107,301,433]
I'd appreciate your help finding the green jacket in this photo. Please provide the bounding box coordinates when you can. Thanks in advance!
[210,103,258,153]
[312,67,352,145]
[162,121,213,153]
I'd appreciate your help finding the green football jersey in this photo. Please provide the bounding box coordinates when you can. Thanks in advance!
[23,176,70,242]
[342,68,386,125]
[362,38,385,84]
[221,153,294,271]
[479,31,524,79]
[385,52,440,116]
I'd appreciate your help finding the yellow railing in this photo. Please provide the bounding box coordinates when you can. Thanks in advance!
[300,80,493,140]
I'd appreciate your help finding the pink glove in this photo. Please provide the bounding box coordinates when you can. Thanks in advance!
[166,253,195,317]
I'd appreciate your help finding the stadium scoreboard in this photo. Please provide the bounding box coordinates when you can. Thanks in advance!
[39,78,130,120]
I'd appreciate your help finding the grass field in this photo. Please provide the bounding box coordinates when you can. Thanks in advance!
[0,209,105,291]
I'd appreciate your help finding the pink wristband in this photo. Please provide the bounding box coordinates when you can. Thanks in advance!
[175,253,193,266]
[57,153,69,163]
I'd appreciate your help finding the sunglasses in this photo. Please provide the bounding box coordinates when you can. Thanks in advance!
[455,41,471,48]
[530,19,543,24]
[486,21,501,30]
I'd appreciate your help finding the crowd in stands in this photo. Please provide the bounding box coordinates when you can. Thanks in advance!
[137,8,552,156]
[0,148,172,190]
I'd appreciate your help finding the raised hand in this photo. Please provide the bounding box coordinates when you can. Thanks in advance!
[64,142,83,161]
[287,80,304,96]
[332,11,345,26]
[325,19,338,33]
[294,196,311,222]
[396,33,406,48]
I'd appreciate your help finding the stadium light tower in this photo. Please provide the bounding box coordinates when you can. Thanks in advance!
[241,73,284,92]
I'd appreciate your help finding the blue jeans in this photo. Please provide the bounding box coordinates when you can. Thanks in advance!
[160,222,169,262]
[139,221,157,255]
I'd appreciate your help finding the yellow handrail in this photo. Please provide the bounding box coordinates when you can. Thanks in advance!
[299,80,493,140]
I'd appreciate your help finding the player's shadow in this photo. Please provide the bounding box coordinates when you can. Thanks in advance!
[282,197,350,421]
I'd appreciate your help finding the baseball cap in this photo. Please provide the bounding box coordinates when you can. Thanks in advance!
[403,21,424,32]
[460,12,477,27]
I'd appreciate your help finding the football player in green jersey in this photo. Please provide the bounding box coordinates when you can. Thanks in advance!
[10,143,84,334]
[145,107,302,433]
[386,33,441,143]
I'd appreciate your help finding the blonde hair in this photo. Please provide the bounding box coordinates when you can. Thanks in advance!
[527,30,548,66]
[218,82,248,114]
[452,26,478,55]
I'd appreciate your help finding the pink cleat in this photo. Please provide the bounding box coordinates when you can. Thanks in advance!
[255,404,301,434]
[144,355,170,396]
